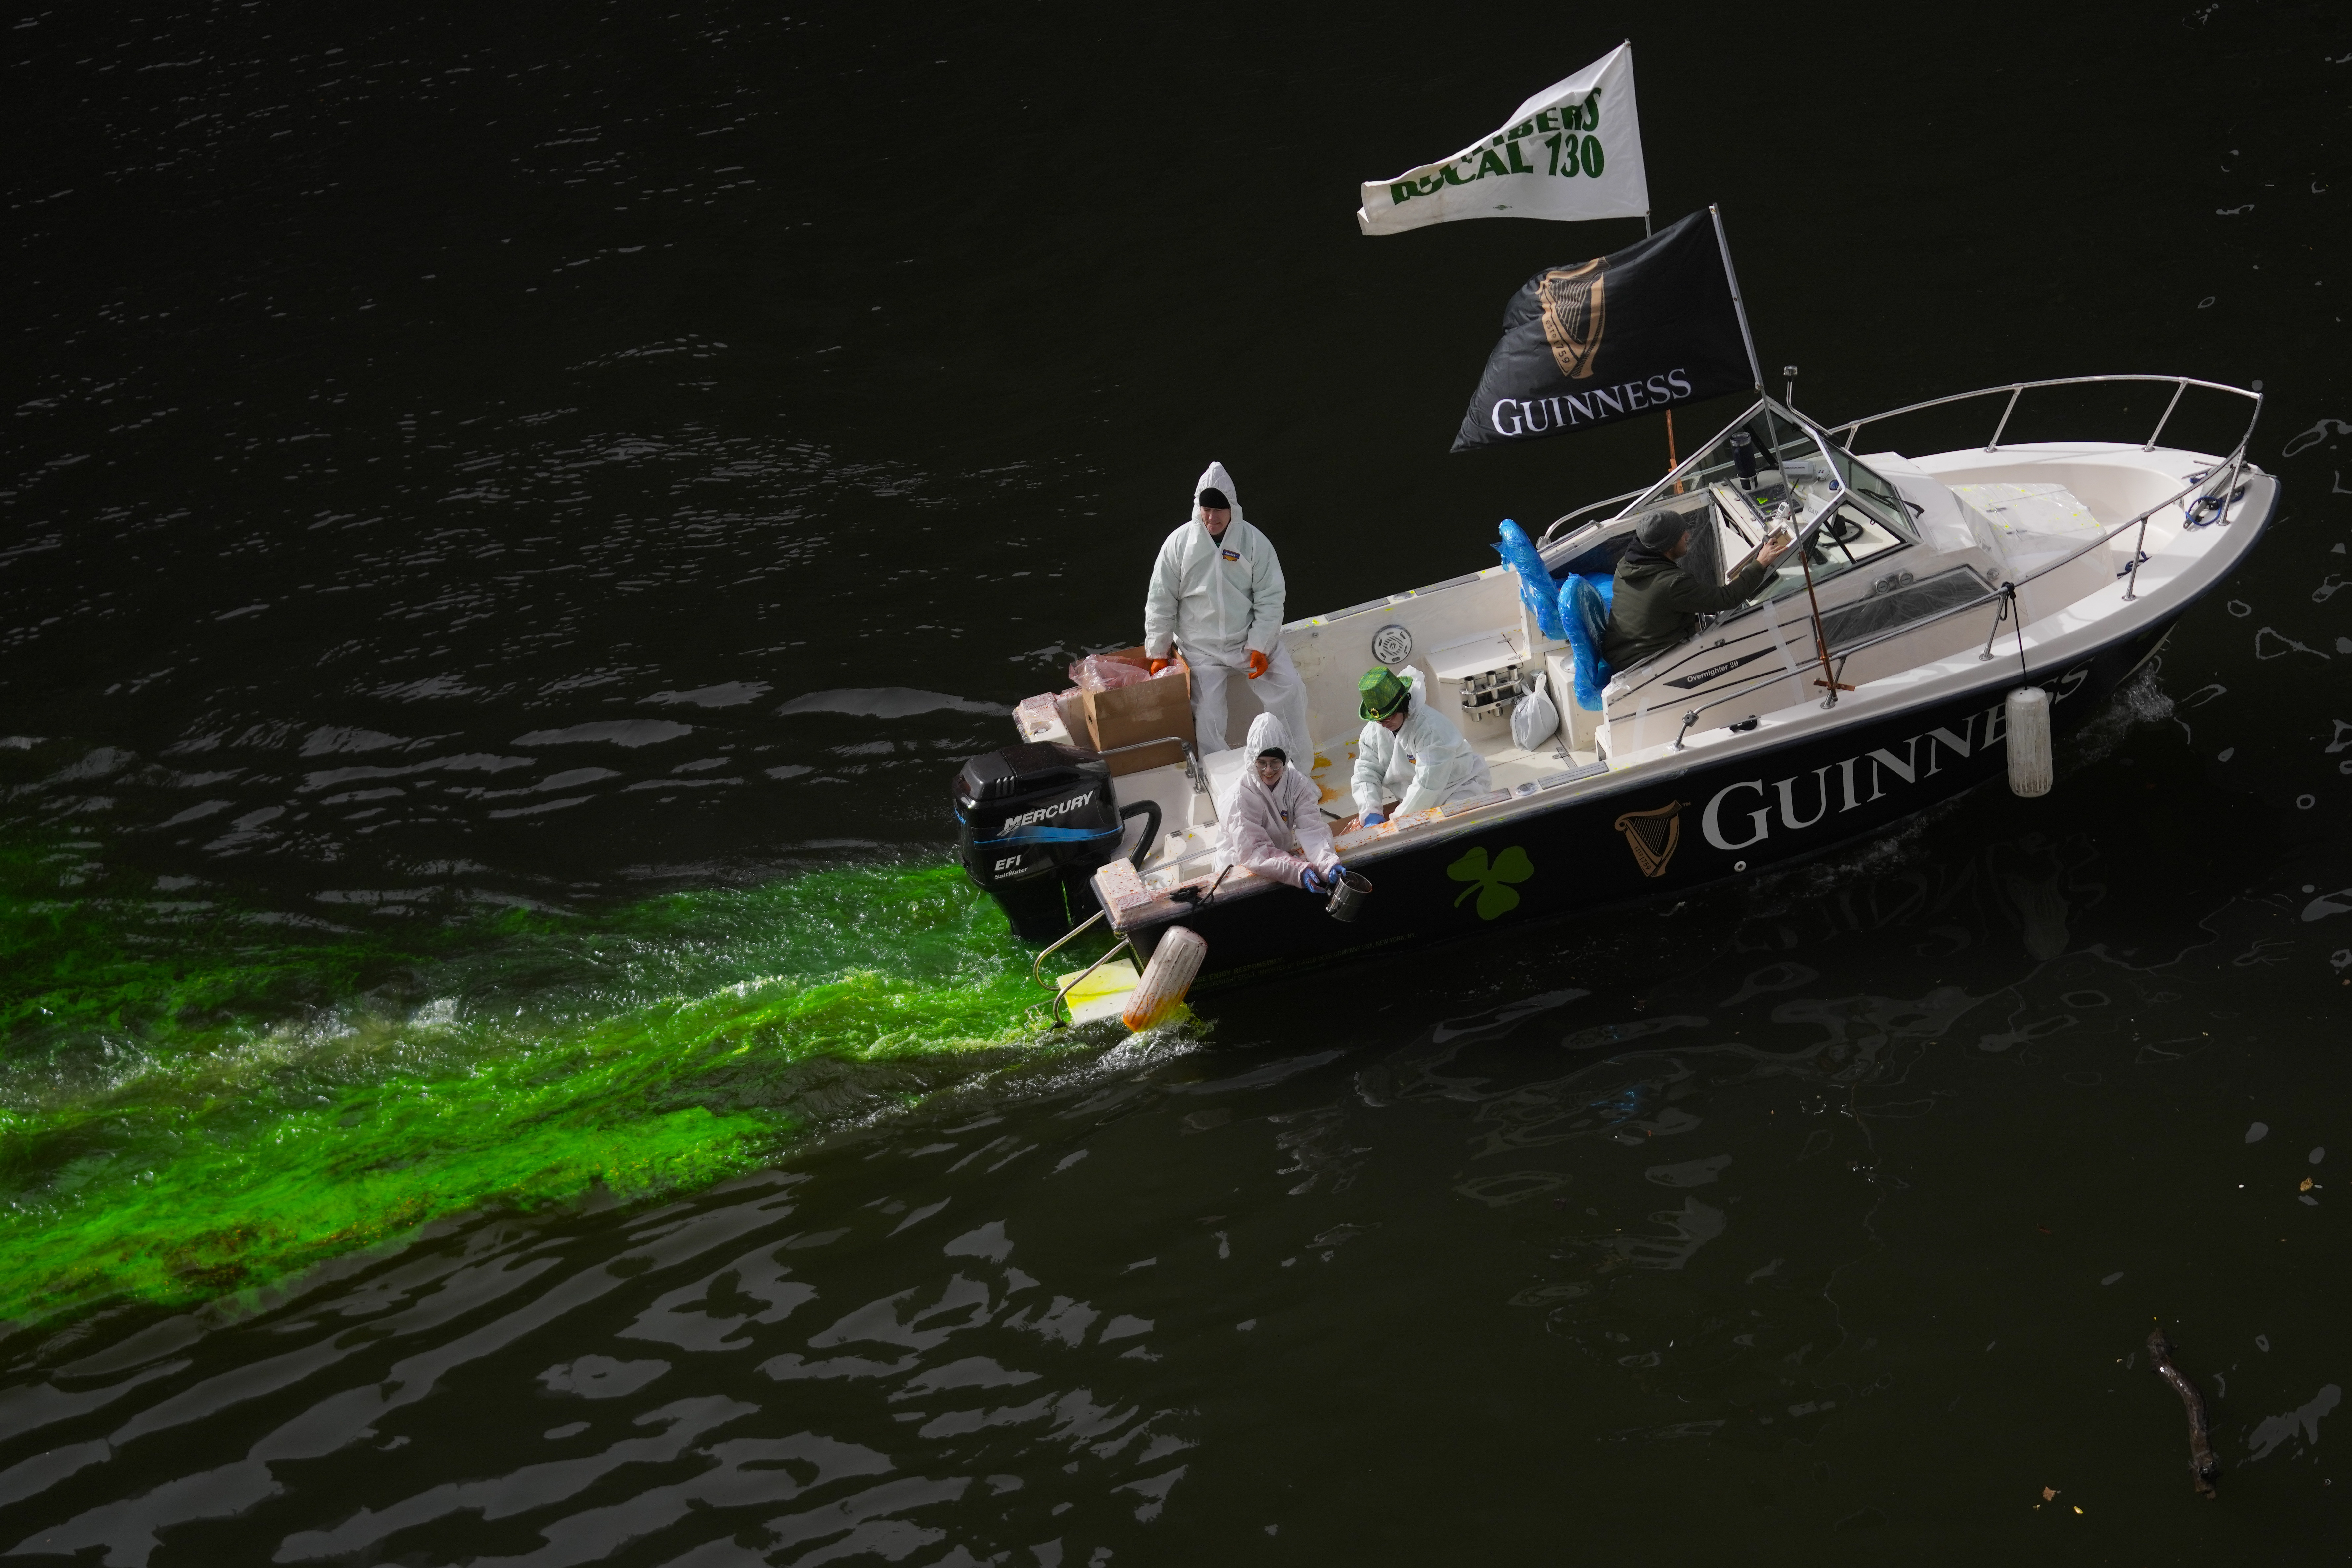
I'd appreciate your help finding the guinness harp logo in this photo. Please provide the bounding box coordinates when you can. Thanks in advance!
[1537,259,1606,380]
[1615,800,1685,879]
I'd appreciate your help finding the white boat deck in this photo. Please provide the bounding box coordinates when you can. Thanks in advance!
[1006,385,2270,930]
[1094,719,1600,889]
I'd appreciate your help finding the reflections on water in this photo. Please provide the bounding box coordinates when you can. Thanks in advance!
[3,1104,1204,1565]
[4,753,2346,1559]
[7,4,2352,1554]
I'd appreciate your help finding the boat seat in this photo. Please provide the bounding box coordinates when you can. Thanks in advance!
[1201,745,1248,820]
[1557,573,1615,711]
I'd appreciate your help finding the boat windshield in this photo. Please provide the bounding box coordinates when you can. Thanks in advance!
[1664,406,1918,614]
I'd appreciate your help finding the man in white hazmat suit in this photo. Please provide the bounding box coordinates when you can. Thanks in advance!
[1351,665,1492,826]
[1142,462,1314,758]
[1219,714,1345,892]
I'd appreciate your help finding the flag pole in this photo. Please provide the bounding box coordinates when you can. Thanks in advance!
[1708,203,1765,393]
[1713,204,1830,685]
[1646,209,1669,476]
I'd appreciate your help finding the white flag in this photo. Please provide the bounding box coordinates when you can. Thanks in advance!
[1357,43,1649,236]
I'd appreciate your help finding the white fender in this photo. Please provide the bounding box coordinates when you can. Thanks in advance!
[2006,686,2052,797]
[1122,926,1206,1032]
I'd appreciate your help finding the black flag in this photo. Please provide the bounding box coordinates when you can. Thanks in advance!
[1452,210,1754,452]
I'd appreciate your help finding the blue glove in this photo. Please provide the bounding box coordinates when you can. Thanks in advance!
[1330,863,1349,884]
[1361,812,1385,828]
[1299,867,1322,893]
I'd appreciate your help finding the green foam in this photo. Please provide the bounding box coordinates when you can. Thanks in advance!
[0,845,1056,1325]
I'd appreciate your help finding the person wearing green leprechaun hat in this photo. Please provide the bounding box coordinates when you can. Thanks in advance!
[1348,665,1492,828]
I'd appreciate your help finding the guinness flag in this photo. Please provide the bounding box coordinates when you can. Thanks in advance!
[1452,210,1755,452]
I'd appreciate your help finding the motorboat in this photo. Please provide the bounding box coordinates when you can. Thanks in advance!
[951,375,2272,1002]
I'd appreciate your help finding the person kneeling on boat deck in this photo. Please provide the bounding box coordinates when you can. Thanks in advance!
[1351,667,1492,828]
[1141,462,1314,757]
[1601,508,1791,669]
[1220,714,1346,893]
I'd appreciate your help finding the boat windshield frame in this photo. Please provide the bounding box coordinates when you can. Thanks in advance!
[1544,397,1919,610]
[1539,395,1914,556]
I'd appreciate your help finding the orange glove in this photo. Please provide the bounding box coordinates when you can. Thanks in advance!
[1246,649,1269,680]
[1146,657,1171,675]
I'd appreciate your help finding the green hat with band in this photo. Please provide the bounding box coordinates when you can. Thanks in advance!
[1358,667,1410,721]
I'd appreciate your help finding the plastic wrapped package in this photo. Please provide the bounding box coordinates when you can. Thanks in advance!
[1014,691,1078,743]
[1492,518,1567,641]
[1558,573,1615,711]
[1068,653,1154,693]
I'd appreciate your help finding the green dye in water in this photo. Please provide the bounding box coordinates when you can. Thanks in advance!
[0,844,1061,1326]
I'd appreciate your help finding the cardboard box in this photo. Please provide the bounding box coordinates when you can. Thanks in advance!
[1078,647,1194,777]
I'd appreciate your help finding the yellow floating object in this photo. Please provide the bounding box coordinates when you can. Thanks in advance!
[1055,959,1140,1028]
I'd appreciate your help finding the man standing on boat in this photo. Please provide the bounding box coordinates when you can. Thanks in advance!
[1602,509,1790,669]
[1143,462,1314,758]
[1350,667,1492,827]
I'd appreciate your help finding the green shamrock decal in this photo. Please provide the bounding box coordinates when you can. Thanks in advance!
[1447,844,1534,920]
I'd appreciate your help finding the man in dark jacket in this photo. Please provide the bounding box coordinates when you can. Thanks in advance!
[1602,509,1791,669]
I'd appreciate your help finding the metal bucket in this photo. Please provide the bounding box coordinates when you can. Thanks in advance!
[1324,870,1373,923]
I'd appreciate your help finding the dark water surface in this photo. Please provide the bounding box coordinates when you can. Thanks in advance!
[5,0,2351,1561]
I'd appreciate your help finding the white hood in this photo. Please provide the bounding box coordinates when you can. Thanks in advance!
[1210,712,1299,825]
[1243,710,1292,764]
[1191,461,1243,525]
[1216,710,1336,881]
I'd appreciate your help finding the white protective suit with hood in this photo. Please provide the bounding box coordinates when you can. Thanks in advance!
[1351,666,1493,820]
[1142,462,1314,757]
[1218,713,1340,888]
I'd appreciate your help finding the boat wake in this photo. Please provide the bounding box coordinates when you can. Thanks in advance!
[0,846,1076,1327]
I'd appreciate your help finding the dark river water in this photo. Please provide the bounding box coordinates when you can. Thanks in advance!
[5,1,2350,1562]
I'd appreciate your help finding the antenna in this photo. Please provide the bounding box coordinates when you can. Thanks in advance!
[1709,205,1765,393]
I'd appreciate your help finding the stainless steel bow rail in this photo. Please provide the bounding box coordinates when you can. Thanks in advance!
[1833,373,2263,605]
[1831,373,2260,459]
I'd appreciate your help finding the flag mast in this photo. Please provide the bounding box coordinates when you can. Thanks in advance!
[1708,205,1839,704]
[1708,203,1765,394]
[1644,206,1675,475]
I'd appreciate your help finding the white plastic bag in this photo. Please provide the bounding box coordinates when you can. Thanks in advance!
[1511,674,1559,751]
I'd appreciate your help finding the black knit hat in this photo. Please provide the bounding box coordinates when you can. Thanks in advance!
[1198,487,1231,509]
[1634,510,1689,550]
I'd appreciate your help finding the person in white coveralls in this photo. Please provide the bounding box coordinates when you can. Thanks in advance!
[1142,462,1314,760]
[1217,713,1345,893]
[1349,664,1492,826]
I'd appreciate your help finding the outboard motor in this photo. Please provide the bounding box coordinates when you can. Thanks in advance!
[952,743,1159,942]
